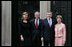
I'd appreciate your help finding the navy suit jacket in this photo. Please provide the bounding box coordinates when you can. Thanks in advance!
[30,19,44,41]
[43,18,56,42]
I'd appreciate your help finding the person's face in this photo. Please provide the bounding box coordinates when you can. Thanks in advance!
[22,12,28,20]
[35,13,40,19]
[57,18,61,23]
[46,13,52,18]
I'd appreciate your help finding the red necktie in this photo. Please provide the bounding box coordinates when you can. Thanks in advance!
[36,20,38,29]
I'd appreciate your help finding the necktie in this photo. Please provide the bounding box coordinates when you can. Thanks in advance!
[49,19,51,27]
[36,20,38,29]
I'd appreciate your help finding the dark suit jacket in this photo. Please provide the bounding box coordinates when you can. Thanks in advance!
[43,18,56,42]
[30,19,44,41]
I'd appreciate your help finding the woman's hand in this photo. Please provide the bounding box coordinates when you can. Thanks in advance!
[20,35,24,41]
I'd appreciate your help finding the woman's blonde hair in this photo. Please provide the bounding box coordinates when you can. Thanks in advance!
[56,15,63,20]
[21,12,28,20]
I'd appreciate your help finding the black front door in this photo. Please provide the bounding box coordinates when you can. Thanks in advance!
[18,1,40,20]
[12,1,40,46]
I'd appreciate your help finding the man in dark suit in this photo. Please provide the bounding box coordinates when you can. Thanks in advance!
[30,11,44,46]
[43,12,56,46]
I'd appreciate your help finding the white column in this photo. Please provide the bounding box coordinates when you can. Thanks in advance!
[40,1,51,46]
[1,1,11,46]
[40,1,51,19]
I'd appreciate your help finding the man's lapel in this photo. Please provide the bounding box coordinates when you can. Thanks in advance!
[46,19,49,27]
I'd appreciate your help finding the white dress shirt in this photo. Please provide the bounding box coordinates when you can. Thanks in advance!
[35,19,39,26]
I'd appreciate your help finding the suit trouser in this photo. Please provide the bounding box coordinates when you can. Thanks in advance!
[44,41,49,46]
[50,40,54,46]
[44,39,54,46]
[50,37,55,46]
[32,39,41,46]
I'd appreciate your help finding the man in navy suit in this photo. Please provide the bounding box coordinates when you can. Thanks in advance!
[30,11,44,46]
[43,12,56,46]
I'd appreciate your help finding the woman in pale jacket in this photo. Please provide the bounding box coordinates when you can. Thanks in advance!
[55,15,66,46]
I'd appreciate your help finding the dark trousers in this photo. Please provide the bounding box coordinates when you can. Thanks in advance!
[32,39,41,46]
[50,37,55,46]
[50,41,54,46]
[44,40,54,46]
[44,41,49,46]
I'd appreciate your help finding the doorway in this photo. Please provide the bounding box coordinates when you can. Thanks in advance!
[12,1,40,46]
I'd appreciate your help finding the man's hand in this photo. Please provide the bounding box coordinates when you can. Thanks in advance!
[20,35,24,41]
[41,37,44,42]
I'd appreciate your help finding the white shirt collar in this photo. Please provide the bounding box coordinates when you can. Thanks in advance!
[47,17,52,20]
[35,18,39,25]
